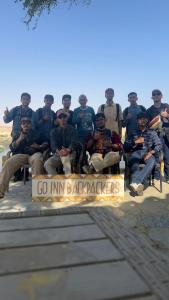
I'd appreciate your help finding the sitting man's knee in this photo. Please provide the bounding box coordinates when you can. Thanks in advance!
[44,159,52,171]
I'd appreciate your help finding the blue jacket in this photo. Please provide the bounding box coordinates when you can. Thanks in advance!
[3,105,33,137]
[72,106,95,141]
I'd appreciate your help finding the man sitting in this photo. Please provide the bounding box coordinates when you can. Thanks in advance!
[0,117,49,198]
[44,112,78,174]
[83,113,122,174]
[124,112,162,196]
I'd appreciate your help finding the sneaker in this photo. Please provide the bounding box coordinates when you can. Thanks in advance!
[136,183,144,196]
[82,165,95,174]
[130,183,143,196]
[130,183,138,192]
[82,165,90,174]
[0,192,4,199]
[13,175,23,182]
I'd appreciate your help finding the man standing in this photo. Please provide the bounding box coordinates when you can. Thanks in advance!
[0,117,48,198]
[3,93,33,138]
[83,113,122,174]
[98,88,123,137]
[123,92,146,138]
[72,94,95,142]
[3,93,34,181]
[56,94,74,126]
[33,94,55,142]
[124,112,162,196]
[147,89,169,183]
[45,112,78,174]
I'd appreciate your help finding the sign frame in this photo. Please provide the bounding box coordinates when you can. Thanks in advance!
[32,174,124,202]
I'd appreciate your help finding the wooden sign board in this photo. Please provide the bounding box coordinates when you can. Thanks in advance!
[32,174,124,202]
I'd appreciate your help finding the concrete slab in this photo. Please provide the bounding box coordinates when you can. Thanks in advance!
[0,261,150,300]
[0,214,94,231]
[0,239,123,275]
[127,296,158,300]
[0,224,105,248]
[0,179,169,261]
[148,228,169,249]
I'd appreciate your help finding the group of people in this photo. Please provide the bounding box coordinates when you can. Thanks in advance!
[0,88,169,198]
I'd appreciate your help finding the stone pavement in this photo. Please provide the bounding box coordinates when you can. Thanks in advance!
[0,179,169,260]
[1,207,168,299]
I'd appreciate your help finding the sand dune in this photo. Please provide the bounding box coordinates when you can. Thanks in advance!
[0,125,11,152]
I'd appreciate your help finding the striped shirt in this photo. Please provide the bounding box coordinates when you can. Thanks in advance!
[124,128,162,154]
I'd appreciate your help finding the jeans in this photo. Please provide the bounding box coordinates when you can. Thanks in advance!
[128,150,156,184]
[162,136,169,180]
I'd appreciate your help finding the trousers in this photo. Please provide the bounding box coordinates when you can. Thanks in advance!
[89,152,120,172]
[0,152,45,194]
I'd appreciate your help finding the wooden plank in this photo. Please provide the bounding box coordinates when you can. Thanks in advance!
[0,224,105,248]
[0,239,123,275]
[0,214,94,232]
[0,261,151,300]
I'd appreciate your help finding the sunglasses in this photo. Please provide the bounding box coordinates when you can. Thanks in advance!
[58,116,67,120]
[152,93,161,96]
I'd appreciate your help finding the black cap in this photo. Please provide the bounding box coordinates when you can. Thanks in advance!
[152,89,162,96]
[21,117,31,123]
[57,112,68,119]
[137,112,148,120]
[95,113,105,121]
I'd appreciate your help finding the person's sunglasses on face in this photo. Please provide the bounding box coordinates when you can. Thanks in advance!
[152,92,161,96]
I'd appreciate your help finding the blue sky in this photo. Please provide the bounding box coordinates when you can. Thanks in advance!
[0,0,169,122]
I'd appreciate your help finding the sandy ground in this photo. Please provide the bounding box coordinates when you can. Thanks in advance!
[0,125,11,152]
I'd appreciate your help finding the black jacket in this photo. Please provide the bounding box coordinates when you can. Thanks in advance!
[10,129,49,155]
[50,125,78,153]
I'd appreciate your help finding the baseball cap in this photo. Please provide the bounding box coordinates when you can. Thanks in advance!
[57,111,68,119]
[137,112,148,120]
[152,89,162,96]
[21,117,31,123]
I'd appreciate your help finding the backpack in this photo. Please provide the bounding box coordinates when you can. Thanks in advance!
[101,103,120,122]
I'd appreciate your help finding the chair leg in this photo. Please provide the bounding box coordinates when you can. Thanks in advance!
[149,174,152,186]
[23,166,26,185]
[160,174,163,193]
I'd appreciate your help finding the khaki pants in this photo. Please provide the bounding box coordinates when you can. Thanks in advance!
[90,152,120,172]
[44,154,72,175]
[0,152,45,194]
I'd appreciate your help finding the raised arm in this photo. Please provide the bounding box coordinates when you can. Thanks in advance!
[3,107,15,123]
